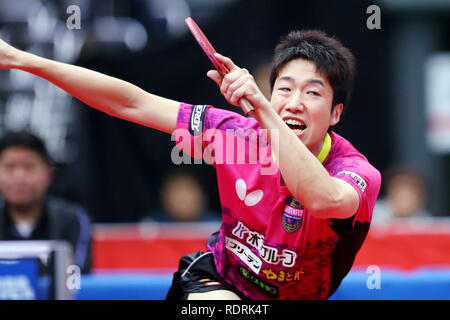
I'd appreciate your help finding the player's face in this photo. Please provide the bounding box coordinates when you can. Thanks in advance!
[0,147,52,208]
[271,59,343,156]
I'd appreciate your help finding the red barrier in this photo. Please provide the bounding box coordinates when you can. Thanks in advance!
[92,223,215,271]
[92,220,450,271]
[354,221,450,270]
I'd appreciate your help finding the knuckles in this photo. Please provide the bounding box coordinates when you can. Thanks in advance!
[219,66,258,105]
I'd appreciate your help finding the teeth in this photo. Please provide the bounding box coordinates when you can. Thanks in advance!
[284,119,305,126]
[284,119,306,134]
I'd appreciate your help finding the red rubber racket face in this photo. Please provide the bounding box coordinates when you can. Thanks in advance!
[185,17,229,76]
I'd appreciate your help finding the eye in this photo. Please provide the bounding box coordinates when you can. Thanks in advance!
[278,87,291,92]
[307,90,320,96]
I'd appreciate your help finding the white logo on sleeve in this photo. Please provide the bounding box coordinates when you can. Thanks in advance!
[235,179,263,207]
[337,171,367,192]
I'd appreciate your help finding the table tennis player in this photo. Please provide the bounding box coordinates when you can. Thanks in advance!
[0,29,381,300]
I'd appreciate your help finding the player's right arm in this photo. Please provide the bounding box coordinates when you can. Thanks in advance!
[0,38,179,134]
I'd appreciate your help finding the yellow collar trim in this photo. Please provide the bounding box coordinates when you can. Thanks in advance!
[316,133,332,164]
[270,133,332,164]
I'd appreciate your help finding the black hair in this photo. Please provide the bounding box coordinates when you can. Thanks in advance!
[0,130,53,165]
[270,30,356,111]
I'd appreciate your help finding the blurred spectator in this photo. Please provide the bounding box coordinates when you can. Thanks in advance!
[142,167,219,223]
[0,130,92,273]
[372,166,431,224]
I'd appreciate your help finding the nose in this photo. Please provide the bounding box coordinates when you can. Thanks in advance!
[10,167,28,181]
[284,90,305,113]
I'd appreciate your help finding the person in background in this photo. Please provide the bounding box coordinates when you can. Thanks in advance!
[372,166,431,225]
[0,130,93,273]
[142,167,219,223]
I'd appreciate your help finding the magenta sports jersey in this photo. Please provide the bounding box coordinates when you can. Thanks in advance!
[175,103,381,300]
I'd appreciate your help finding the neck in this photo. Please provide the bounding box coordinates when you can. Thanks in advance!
[312,140,324,158]
[315,133,332,163]
[8,201,43,224]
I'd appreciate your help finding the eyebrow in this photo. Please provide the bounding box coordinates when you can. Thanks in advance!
[277,76,326,88]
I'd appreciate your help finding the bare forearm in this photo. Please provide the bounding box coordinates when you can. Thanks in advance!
[13,51,141,115]
[10,50,179,133]
[254,104,338,212]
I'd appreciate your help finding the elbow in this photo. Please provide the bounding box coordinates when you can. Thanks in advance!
[308,203,337,219]
[109,102,137,119]
[304,192,343,219]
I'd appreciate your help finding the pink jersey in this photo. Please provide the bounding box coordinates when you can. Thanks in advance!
[175,103,381,300]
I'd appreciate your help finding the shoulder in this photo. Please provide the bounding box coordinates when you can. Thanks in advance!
[326,132,381,198]
[327,132,380,177]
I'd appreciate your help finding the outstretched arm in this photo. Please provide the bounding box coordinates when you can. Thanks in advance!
[0,39,179,134]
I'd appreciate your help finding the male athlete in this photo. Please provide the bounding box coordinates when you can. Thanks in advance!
[0,29,381,300]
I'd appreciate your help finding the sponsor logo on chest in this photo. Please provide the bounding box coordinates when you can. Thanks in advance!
[226,221,297,274]
[282,197,305,233]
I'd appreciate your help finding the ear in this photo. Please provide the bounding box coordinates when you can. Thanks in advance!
[330,103,343,126]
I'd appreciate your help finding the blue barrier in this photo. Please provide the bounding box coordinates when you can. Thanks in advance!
[75,273,173,300]
[329,269,450,300]
[36,269,450,300]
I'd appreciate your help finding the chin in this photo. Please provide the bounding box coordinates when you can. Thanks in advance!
[7,197,36,208]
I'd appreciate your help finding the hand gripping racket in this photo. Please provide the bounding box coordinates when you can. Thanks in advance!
[185,17,255,115]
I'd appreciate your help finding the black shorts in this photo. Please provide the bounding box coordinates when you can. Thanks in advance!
[165,251,247,300]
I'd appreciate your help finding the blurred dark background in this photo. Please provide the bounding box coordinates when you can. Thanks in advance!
[1,0,449,222]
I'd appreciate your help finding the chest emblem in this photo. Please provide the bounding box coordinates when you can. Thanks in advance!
[282,197,304,233]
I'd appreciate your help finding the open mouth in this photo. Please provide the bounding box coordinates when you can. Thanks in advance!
[283,118,307,135]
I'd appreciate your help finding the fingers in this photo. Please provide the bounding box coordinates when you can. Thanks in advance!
[206,70,222,87]
[225,73,254,105]
[207,53,264,108]
[207,64,252,106]
[229,82,253,106]
[220,68,252,102]
[214,53,237,71]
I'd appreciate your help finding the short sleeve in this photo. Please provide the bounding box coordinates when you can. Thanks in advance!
[173,103,260,163]
[330,157,382,225]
